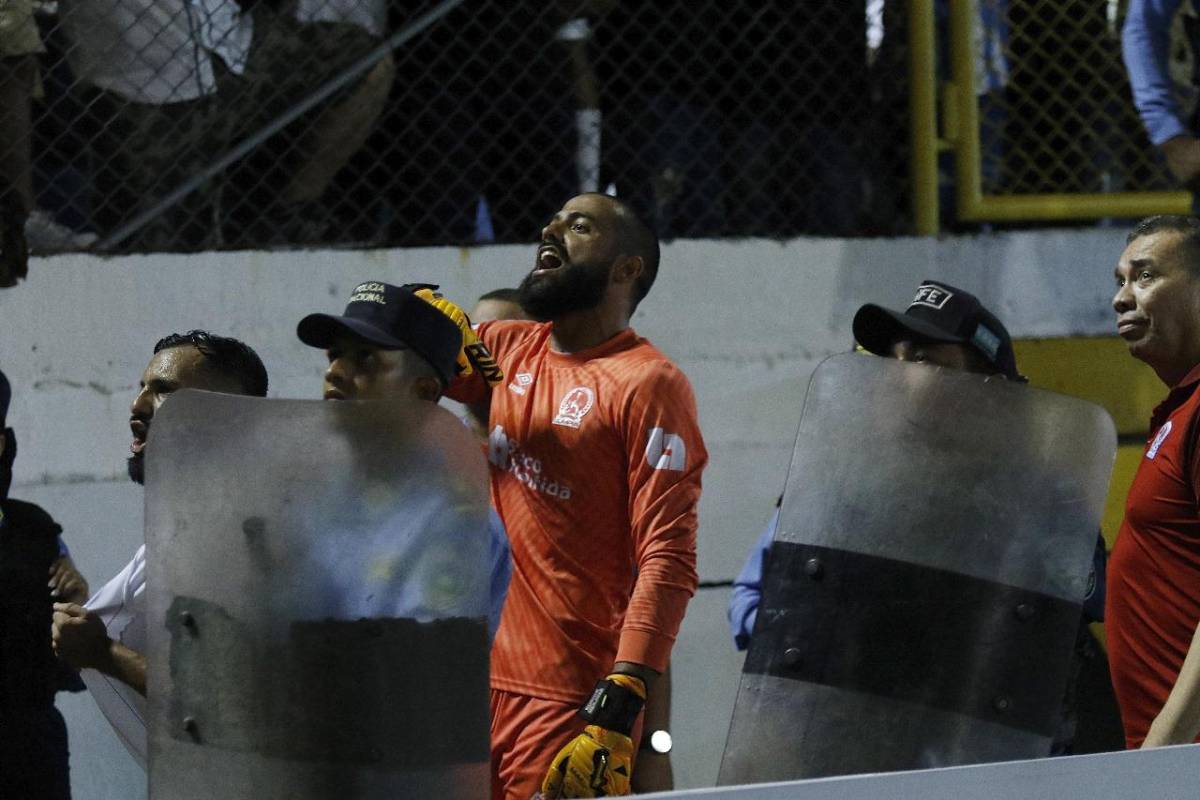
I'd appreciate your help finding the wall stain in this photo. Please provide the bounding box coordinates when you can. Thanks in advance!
[32,379,117,396]
[683,349,824,366]
[15,473,126,489]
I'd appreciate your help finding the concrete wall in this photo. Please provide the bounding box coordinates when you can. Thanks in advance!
[644,743,1200,799]
[0,227,1130,797]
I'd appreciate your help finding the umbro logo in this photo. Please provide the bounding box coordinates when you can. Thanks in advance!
[508,373,533,396]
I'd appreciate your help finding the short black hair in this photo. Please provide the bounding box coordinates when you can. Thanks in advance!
[476,287,521,304]
[154,331,269,397]
[1127,215,1200,271]
[582,193,660,312]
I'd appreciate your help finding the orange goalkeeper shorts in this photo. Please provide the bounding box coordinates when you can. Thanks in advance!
[490,688,644,800]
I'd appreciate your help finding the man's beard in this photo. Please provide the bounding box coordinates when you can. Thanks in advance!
[127,453,144,485]
[517,260,608,321]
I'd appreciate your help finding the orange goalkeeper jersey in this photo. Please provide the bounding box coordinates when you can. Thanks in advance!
[449,321,705,704]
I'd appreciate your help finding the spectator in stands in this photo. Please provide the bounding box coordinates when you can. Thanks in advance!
[1124,1,1200,192]
[595,2,870,238]
[949,0,1010,194]
[0,0,95,251]
[873,1,1012,230]
[221,0,395,245]
[59,0,251,249]
[371,1,576,246]
[0,1,40,243]
[58,0,393,249]
[1005,0,1127,195]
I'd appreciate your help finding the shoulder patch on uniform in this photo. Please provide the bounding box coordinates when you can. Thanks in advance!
[1147,420,1173,460]
[645,428,687,471]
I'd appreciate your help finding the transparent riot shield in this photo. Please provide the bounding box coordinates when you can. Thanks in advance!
[144,391,491,799]
[718,353,1117,784]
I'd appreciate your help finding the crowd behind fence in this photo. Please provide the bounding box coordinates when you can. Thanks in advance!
[0,1,1189,256]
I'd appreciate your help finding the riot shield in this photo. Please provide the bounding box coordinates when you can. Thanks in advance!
[718,353,1116,784]
[144,391,491,800]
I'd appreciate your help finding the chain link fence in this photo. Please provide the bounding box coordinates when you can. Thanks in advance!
[975,0,1171,199]
[0,0,921,255]
[3,1,1189,255]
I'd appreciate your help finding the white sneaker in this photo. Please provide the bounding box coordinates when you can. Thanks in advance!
[24,209,98,253]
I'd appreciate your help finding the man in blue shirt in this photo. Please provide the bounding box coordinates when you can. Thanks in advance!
[1123,1,1200,190]
[728,281,1110,752]
[298,280,510,635]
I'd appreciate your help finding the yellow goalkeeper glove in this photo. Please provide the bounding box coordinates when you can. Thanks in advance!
[406,284,504,386]
[541,674,646,798]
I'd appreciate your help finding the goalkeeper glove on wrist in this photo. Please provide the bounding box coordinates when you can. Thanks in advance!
[541,673,646,798]
[404,283,504,386]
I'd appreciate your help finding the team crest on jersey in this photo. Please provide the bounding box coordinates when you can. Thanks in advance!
[553,386,595,428]
[1147,420,1173,460]
[508,372,533,396]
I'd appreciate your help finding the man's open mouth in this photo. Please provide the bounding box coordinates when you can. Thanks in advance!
[129,419,148,455]
[536,245,564,272]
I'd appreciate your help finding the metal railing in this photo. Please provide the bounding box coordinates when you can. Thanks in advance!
[914,0,1192,234]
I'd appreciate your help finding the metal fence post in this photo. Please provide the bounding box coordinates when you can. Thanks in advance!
[909,0,939,236]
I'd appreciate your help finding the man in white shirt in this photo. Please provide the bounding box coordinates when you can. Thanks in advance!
[58,0,392,248]
[51,330,268,767]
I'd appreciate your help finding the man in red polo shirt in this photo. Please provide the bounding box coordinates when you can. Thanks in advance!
[1108,214,1200,747]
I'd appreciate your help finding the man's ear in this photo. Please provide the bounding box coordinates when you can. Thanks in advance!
[413,376,442,403]
[612,254,644,287]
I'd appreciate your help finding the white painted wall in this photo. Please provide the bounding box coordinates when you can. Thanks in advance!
[0,228,1130,798]
[645,743,1200,799]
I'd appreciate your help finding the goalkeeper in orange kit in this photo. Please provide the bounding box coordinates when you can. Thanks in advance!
[419,193,706,799]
